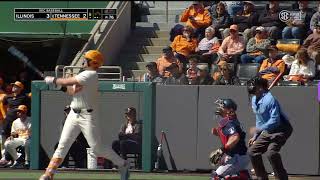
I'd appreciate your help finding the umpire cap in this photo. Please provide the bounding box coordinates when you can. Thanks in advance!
[246,76,269,94]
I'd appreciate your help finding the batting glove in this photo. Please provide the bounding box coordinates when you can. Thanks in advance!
[44,76,56,85]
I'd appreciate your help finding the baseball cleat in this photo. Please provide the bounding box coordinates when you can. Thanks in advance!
[39,174,53,180]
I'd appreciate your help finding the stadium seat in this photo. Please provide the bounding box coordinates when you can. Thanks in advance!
[236,63,260,83]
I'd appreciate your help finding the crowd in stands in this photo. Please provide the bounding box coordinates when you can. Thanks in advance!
[0,70,32,169]
[142,1,320,86]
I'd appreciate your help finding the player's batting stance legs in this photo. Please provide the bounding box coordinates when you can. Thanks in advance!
[246,76,293,180]
[39,50,129,180]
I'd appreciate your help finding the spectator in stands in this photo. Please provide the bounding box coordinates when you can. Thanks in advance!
[218,24,245,64]
[143,62,164,85]
[195,64,214,85]
[310,3,320,33]
[223,1,259,43]
[0,77,7,127]
[212,61,240,85]
[3,105,30,169]
[285,48,315,82]
[0,76,7,159]
[180,1,212,40]
[282,1,315,41]
[1,81,30,140]
[257,1,284,41]
[163,63,188,85]
[210,2,232,39]
[303,21,320,66]
[222,1,244,16]
[112,107,141,160]
[240,26,271,64]
[5,84,13,94]
[156,46,183,78]
[258,45,285,82]
[186,57,199,85]
[171,26,198,67]
[195,26,220,65]
[18,71,31,94]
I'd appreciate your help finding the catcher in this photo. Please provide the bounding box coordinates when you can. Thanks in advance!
[209,98,250,180]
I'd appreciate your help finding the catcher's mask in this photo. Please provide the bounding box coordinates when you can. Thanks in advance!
[214,98,237,117]
[246,76,268,95]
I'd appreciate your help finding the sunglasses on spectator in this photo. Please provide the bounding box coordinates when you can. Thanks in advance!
[256,31,262,34]
[230,30,237,33]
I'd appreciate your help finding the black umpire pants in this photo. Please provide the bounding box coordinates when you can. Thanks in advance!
[248,122,293,180]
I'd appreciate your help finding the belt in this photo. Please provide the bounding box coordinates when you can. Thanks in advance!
[72,108,93,114]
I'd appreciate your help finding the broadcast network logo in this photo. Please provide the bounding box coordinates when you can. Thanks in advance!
[278,10,302,23]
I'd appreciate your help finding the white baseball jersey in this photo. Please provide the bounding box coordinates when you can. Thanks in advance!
[70,70,98,110]
[11,117,31,139]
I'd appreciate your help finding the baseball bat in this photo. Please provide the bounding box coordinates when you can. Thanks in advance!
[154,130,165,171]
[268,72,283,90]
[8,46,45,79]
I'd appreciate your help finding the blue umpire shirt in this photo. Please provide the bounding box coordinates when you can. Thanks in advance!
[251,91,289,133]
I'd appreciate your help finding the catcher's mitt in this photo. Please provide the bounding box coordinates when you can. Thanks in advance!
[209,148,224,166]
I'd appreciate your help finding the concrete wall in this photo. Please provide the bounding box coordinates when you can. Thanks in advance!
[98,1,132,66]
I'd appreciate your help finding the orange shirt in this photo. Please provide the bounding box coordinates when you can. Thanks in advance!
[259,59,285,81]
[171,35,198,57]
[180,5,212,29]
[156,56,182,77]
[0,91,7,123]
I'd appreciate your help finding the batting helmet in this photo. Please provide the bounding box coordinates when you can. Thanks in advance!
[215,98,237,115]
[246,76,268,95]
[17,105,28,113]
[84,50,104,68]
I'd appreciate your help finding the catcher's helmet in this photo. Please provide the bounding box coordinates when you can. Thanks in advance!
[246,76,268,95]
[84,50,104,68]
[215,98,237,116]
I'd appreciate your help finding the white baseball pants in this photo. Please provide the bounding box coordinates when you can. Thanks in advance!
[215,154,250,177]
[52,109,125,167]
[4,138,30,161]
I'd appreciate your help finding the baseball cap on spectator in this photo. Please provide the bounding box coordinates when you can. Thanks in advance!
[11,81,24,90]
[146,62,157,69]
[198,64,209,72]
[267,45,278,51]
[162,46,173,54]
[256,26,265,32]
[229,24,238,31]
[243,1,254,5]
[125,107,136,116]
[17,105,27,113]
[165,63,179,71]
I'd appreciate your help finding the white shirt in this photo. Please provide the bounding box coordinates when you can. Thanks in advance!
[11,117,31,139]
[125,123,133,134]
[71,70,98,110]
[289,59,315,77]
[197,37,219,51]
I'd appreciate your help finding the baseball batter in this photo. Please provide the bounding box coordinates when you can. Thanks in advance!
[39,50,130,180]
[210,99,250,180]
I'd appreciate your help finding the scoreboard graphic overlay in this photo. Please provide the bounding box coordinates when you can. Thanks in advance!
[14,8,117,21]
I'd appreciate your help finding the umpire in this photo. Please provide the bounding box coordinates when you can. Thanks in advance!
[246,76,293,180]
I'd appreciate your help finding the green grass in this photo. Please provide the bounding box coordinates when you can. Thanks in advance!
[0,170,210,180]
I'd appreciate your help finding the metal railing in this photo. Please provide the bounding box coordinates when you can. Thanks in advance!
[55,65,123,81]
